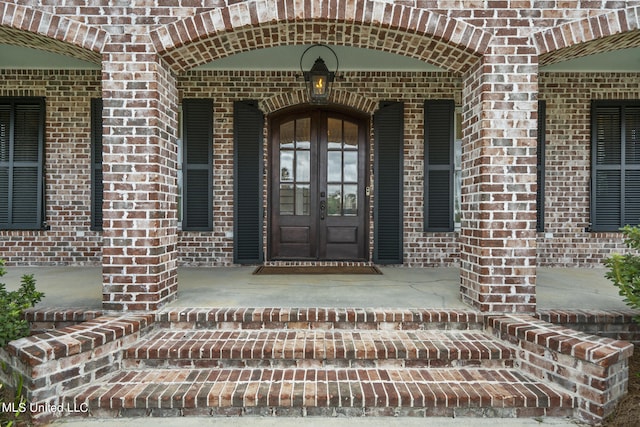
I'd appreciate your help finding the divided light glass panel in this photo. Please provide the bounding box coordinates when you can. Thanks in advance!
[280,118,310,216]
[327,118,358,217]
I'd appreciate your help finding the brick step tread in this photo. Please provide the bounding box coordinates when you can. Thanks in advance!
[67,367,573,411]
[124,329,514,361]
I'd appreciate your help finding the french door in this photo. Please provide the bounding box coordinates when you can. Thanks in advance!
[270,109,368,260]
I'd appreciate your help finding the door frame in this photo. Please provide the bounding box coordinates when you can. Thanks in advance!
[267,104,371,262]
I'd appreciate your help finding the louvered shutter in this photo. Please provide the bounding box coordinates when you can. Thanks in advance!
[374,101,404,264]
[182,99,213,231]
[624,106,640,226]
[0,98,45,230]
[91,98,103,230]
[424,100,454,231]
[591,101,640,231]
[233,101,264,264]
[537,100,546,232]
[0,104,10,226]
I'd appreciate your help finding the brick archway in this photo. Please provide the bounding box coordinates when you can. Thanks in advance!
[534,5,640,66]
[150,0,492,74]
[260,89,376,116]
[0,3,106,64]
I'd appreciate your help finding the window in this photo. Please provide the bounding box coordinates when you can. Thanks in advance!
[91,98,103,230]
[591,101,640,231]
[0,97,45,230]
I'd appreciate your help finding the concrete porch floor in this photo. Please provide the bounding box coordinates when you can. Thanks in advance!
[1,266,629,311]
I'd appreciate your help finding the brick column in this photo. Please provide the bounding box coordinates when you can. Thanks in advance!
[101,37,179,311]
[459,47,538,313]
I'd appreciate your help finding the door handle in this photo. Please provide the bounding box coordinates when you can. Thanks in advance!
[320,200,326,220]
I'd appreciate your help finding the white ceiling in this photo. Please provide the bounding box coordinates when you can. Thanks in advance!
[1,43,639,72]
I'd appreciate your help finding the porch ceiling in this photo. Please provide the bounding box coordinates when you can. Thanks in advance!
[2,41,640,72]
[0,27,101,67]
[1,42,639,72]
[539,29,640,71]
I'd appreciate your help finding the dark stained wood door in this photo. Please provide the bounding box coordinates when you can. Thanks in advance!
[270,109,367,261]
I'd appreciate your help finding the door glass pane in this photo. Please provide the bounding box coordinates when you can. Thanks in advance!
[280,184,294,215]
[343,151,357,183]
[327,151,341,182]
[327,118,342,149]
[327,184,341,216]
[280,121,295,149]
[344,121,358,150]
[280,151,294,182]
[296,184,310,215]
[296,150,310,181]
[296,117,310,149]
[343,184,358,216]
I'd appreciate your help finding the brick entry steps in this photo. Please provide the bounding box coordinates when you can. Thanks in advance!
[62,309,574,419]
[1,308,633,424]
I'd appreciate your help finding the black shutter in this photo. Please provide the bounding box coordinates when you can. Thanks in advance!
[591,101,640,231]
[537,100,546,232]
[0,98,45,230]
[592,103,622,231]
[374,101,403,264]
[624,106,640,226]
[91,98,103,230]
[182,99,213,231]
[424,99,454,231]
[233,100,264,264]
[0,104,9,226]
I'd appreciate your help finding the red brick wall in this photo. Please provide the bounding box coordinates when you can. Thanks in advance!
[0,0,639,275]
[0,69,102,265]
[177,70,462,267]
[2,69,640,268]
[538,72,640,266]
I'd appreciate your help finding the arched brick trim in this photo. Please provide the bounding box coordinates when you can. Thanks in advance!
[535,5,640,67]
[260,89,377,115]
[0,2,105,64]
[150,0,492,74]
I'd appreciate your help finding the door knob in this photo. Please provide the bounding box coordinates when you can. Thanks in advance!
[320,200,326,220]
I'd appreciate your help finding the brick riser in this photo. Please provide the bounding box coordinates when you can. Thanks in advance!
[122,329,515,369]
[66,367,574,418]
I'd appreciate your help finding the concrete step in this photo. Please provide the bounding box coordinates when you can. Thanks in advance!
[122,329,515,369]
[64,367,574,418]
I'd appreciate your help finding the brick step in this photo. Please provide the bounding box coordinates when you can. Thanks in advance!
[156,308,483,331]
[65,367,574,418]
[122,329,515,369]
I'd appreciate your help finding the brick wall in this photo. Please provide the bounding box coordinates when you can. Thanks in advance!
[177,70,462,267]
[1,69,640,268]
[538,72,640,266]
[0,0,638,308]
[0,69,102,265]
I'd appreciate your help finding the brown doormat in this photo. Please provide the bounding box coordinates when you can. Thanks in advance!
[253,265,383,275]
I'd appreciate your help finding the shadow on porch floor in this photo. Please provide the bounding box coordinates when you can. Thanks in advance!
[1,266,629,311]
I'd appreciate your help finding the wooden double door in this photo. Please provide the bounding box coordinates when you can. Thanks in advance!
[270,109,368,261]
